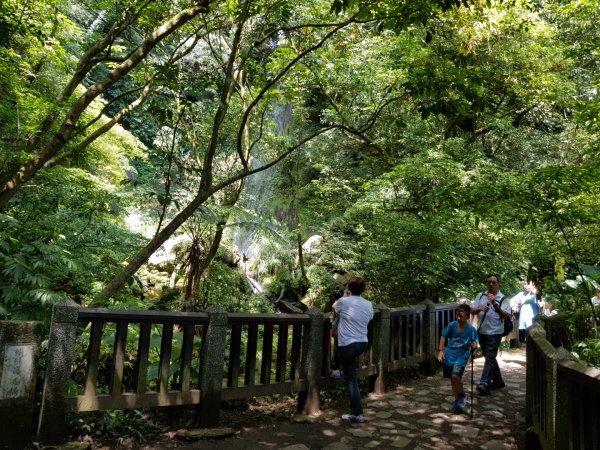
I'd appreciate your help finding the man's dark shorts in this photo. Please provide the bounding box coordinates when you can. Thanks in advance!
[443,363,466,379]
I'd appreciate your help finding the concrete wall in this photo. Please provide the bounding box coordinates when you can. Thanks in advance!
[0,320,43,450]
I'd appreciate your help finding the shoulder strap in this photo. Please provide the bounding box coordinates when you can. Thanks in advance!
[477,292,488,332]
[479,294,507,332]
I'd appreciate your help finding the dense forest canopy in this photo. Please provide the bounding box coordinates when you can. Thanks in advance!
[0,0,599,324]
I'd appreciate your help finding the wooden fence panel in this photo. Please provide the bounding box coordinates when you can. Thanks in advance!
[388,305,427,370]
[227,324,242,388]
[135,322,151,395]
[290,323,303,381]
[556,360,600,450]
[179,324,195,395]
[261,324,274,385]
[83,319,104,398]
[109,320,128,396]
[275,325,289,382]
[244,323,258,386]
[69,310,210,412]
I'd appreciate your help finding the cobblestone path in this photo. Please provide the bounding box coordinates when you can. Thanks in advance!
[146,348,527,450]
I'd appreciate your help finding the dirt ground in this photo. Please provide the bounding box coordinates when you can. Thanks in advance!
[86,393,351,450]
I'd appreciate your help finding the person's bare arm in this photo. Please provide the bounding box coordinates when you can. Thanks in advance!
[437,336,446,362]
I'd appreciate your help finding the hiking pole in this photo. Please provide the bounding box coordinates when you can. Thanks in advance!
[470,346,475,419]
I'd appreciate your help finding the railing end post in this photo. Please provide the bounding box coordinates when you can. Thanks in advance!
[371,304,390,394]
[37,298,79,444]
[0,320,44,449]
[421,300,437,375]
[300,308,323,415]
[197,306,228,428]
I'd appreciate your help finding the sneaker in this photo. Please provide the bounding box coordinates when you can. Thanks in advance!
[330,369,341,379]
[341,413,365,423]
[451,396,466,413]
[489,380,505,390]
[451,403,463,414]
[476,384,489,395]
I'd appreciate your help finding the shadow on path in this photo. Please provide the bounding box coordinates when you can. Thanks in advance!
[144,348,527,450]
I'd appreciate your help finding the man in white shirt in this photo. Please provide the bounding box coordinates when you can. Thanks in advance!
[333,276,373,424]
[471,274,511,395]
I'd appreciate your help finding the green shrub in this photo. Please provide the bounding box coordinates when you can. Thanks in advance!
[572,338,600,369]
[69,410,164,441]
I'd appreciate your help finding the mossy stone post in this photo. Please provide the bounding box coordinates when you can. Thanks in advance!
[197,306,227,427]
[299,308,323,415]
[421,300,437,375]
[37,298,79,444]
[525,324,543,430]
[0,320,43,450]
[371,304,390,395]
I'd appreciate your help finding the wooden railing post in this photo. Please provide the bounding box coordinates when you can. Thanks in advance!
[298,308,323,415]
[421,300,437,375]
[37,298,79,444]
[197,306,228,427]
[371,305,390,394]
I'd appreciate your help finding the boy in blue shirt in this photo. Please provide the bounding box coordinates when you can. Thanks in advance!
[438,303,479,413]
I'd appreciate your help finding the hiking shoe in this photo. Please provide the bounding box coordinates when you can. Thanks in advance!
[451,396,466,413]
[451,403,464,414]
[341,414,365,423]
[489,380,505,389]
[330,369,341,379]
[476,384,489,395]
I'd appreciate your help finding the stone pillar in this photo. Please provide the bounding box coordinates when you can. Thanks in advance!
[37,298,79,444]
[197,306,228,427]
[0,320,43,450]
[421,300,437,375]
[299,308,323,415]
[371,304,390,395]
[525,324,544,429]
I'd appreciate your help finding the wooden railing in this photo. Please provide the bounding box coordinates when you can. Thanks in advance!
[37,299,454,443]
[222,313,310,400]
[536,312,598,350]
[526,322,600,450]
[71,309,210,412]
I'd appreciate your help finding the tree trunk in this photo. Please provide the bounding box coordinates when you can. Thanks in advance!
[0,3,208,209]
[98,125,335,298]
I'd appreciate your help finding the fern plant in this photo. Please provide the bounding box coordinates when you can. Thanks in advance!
[0,233,75,323]
[572,339,600,369]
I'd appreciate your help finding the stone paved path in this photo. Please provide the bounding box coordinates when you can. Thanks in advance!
[146,348,527,450]
[349,348,527,450]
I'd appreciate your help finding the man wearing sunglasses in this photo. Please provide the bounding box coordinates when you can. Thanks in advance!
[471,274,511,395]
